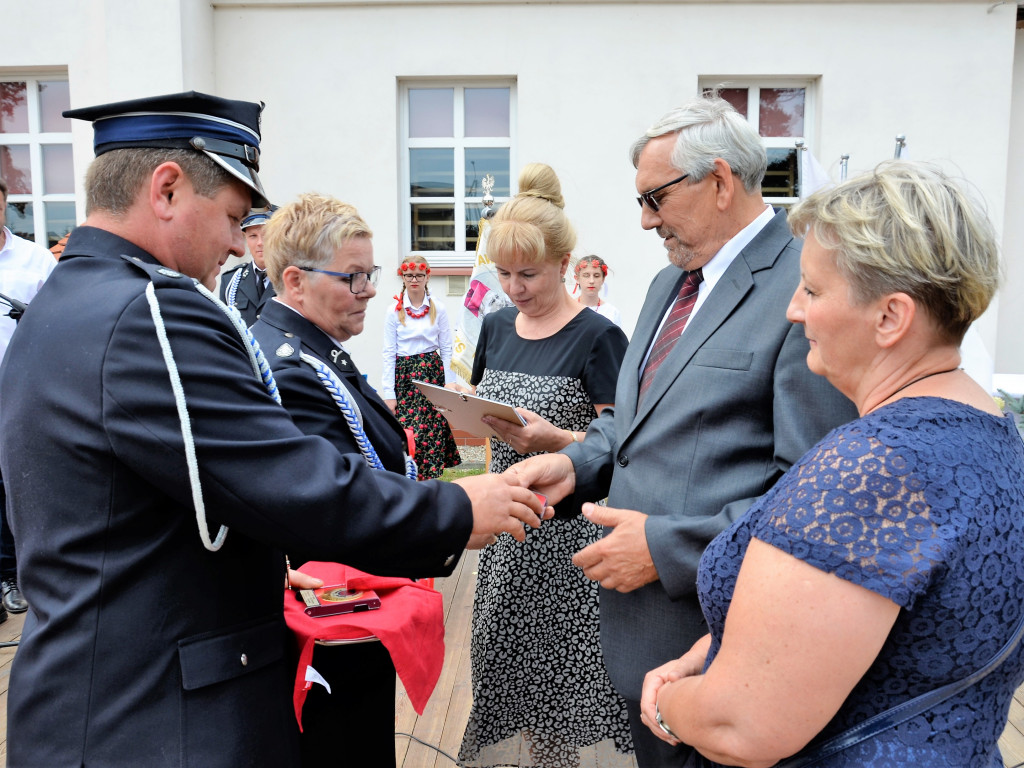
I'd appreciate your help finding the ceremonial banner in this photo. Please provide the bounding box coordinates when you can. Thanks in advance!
[451,189,513,383]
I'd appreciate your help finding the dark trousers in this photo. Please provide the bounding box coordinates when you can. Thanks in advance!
[625,696,696,768]
[300,639,397,767]
[0,474,15,581]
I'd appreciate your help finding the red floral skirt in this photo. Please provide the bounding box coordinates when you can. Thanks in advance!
[394,351,461,479]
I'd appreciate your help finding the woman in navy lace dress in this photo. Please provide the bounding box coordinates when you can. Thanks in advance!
[639,161,1024,767]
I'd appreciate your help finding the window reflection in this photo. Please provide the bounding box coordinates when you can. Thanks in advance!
[4,200,34,241]
[43,144,74,194]
[0,82,29,133]
[410,148,454,197]
[409,88,454,138]
[45,201,76,248]
[411,203,455,251]
[759,88,804,138]
[464,88,509,137]
[39,81,71,133]
[0,145,32,194]
[465,148,510,197]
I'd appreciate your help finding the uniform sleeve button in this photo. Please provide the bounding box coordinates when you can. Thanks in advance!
[240,653,249,666]
[617,455,629,467]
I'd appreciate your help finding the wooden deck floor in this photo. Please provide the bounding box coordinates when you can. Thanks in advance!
[0,561,1022,767]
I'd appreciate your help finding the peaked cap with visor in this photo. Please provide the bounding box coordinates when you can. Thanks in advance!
[64,90,269,208]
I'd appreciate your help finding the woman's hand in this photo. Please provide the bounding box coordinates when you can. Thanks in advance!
[482,408,573,454]
[640,635,711,744]
[384,398,397,414]
[287,568,324,590]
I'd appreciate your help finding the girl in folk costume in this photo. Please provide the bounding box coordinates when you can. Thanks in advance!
[573,255,622,327]
[382,256,461,479]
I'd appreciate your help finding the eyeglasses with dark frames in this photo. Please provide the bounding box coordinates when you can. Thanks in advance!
[298,265,381,294]
[403,274,427,281]
[636,173,690,212]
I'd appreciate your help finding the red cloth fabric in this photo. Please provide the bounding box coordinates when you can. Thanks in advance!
[283,562,444,729]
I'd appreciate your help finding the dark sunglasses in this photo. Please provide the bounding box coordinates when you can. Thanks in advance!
[636,173,690,212]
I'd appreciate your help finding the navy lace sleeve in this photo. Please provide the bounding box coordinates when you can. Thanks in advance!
[697,397,1024,767]
[748,410,948,609]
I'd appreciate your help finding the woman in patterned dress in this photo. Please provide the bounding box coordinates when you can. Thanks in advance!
[381,255,461,479]
[640,162,1024,768]
[458,163,634,768]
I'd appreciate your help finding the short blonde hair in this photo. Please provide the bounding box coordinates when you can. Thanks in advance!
[263,192,372,292]
[488,163,576,266]
[788,161,999,343]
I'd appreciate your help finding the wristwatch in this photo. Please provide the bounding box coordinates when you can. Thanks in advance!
[655,700,681,741]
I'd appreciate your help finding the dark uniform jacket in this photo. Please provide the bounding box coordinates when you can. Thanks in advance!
[219,260,274,326]
[0,226,472,767]
[251,300,413,564]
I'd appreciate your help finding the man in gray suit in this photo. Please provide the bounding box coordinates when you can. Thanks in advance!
[509,96,857,766]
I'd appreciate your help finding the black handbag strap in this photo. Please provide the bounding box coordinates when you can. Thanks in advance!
[772,603,1024,768]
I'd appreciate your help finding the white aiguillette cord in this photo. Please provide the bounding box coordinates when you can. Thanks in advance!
[145,281,281,552]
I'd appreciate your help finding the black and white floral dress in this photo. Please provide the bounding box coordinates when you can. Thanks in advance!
[459,307,634,768]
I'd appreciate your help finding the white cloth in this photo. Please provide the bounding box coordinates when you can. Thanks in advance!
[586,302,622,327]
[0,227,57,363]
[641,205,775,376]
[381,294,455,400]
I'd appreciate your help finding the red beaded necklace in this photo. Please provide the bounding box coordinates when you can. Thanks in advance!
[405,303,430,319]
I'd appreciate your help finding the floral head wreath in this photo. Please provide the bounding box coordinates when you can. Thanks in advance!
[574,257,608,278]
[395,261,431,312]
[398,262,431,277]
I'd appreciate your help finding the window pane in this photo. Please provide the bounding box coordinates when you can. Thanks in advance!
[465,203,483,252]
[0,144,33,194]
[410,148,454,197]
[718,88,748,118]
[45,201,76,248]
[39,81,71,133]
[43,144,74,194]
[411,203,454,251]
[4,200,34,241]
[764,148,798,198]
[409,88,453,138]
[759,88,804,137]
[464,88,510,137]
[0,82,29,133]
[464,148,510,196]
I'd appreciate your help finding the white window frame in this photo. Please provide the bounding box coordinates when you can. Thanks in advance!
[399,79,516,269]
[0,74,76,246]
[700,78,817,207]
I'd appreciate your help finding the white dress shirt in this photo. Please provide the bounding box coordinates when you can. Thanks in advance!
[0,227,58,364]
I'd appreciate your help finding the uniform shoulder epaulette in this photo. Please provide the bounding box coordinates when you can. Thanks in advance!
[119,255,199,291]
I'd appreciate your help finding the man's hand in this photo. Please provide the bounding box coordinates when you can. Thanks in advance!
[502,453,576,507]
[572,503,658,592]
[482,408,571,455]
[455,472,551,547]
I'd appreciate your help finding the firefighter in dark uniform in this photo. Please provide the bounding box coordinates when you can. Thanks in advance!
[0,91,544,768]
[220,206,276,325]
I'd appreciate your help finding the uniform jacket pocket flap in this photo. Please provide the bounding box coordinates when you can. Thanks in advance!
[691,348,753,371]
[178,616,284,691]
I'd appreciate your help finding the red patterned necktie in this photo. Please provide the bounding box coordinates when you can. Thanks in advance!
[638,269,703,405]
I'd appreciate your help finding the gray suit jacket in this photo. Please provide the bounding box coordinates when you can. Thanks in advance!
[563,209,858,700]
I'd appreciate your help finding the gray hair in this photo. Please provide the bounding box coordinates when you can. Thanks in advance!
[788,160,1000,344]
[630,95,767,192]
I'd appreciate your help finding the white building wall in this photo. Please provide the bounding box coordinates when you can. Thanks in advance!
[3,0,1020,390]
